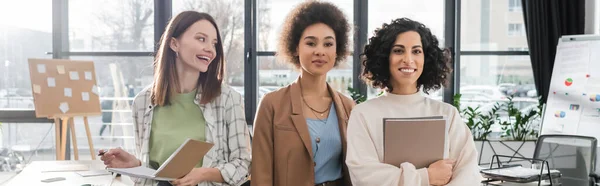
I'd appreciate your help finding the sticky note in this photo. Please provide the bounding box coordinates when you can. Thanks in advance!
[57,65,65,74]
[69,71,79,80]
[37,64,46,73]
[59,102,69,113]
[64,88,72,97]
[91,85,99,95]
[33,84,41,94]
[82,92,90,101]
[84,71,92,80]
[47,77,56,87]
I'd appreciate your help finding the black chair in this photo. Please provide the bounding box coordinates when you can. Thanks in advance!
[534,135,598,186]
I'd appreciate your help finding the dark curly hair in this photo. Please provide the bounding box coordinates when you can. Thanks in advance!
[277,1,350,68]
[361,18,452,94]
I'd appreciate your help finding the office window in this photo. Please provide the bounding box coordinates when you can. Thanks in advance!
[508,0,522,12]
[255,0,354,103]
[462,0,528,50]
[460,55,535,105]
[68,0,154,51]
[508,23,525,36]
[172,0,245,91]
[67,56,154,157]
[508,47,529,61]
[257,0,353,52]
[0,0,55,173]
[367,0,445,100]
[596,0,600,34]
[0,0,52,110]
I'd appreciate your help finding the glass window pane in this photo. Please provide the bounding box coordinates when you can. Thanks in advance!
[459,55,536,105]
[596,0,600,34]
[461,0,529,51]
[257,55,354,102]
[68,0,154,51]
[367,0,445,101]
[172,0,245,90]
[1,123,57,167]
[369,0,445,45]
[67,56,154,155]
[257,0,354,52]
[508,0,522,12]
[0,0,52,109]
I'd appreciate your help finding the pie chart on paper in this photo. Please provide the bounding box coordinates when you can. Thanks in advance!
[565,78,573,86]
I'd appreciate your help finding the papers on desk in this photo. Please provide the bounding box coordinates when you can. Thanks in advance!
[42,163,89,172]
[107,138,214,181]
[383,116,448,169]
[76,170,111,177]
[481,166,561,183]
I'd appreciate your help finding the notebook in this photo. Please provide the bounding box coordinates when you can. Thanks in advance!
[383,116,448,169]
[107,138,214,181]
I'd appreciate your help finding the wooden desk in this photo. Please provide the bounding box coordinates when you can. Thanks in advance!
[5,160,134,186]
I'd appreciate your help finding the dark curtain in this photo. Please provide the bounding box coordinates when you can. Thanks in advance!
[521,0,586,103]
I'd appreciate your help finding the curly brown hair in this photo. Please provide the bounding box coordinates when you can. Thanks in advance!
[361,18,452,94]
[277,1,350,68]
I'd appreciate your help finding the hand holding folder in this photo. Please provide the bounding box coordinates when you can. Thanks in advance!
[107,138,214,181]
[383,116,449,169]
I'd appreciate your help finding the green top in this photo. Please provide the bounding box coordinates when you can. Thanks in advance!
[149,90,206,168]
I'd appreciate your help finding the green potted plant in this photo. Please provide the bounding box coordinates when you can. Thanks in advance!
[452,94,496,141]
[347,87,367,104]
[500,96,540,141]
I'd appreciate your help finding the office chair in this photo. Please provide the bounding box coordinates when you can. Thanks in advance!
[534,135,598,186]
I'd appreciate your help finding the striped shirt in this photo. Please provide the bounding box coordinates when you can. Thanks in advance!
[306,103,342,184]
[131,84,251,186]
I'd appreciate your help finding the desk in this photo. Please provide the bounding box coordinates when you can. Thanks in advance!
[5,160,134,186]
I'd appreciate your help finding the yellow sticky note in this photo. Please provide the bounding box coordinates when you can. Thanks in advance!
[33,84,41,94]
[57,65,65,74]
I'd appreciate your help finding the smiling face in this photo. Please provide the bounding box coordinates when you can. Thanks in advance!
[388,31,425,92]
[170,19,217,73]
[296,23,337,76]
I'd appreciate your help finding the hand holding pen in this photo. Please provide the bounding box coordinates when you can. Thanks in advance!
[98,148,141,168]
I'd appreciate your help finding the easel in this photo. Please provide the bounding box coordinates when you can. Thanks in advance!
[52,115,97,160]
[27,59,102,161]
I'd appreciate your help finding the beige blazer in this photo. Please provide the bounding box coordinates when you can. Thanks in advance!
[251,78,355,186]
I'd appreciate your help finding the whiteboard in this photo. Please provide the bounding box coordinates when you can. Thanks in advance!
[541,35,600,145]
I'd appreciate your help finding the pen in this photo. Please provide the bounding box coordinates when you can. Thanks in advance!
[98,149,107,156]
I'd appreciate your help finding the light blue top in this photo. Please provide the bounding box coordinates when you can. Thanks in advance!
[306,103,342,184]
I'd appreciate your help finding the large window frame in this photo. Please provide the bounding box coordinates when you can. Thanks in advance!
[0,0,534,160]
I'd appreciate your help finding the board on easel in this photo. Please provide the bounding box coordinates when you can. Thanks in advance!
[27,58,101,160]
[540,35,600,145]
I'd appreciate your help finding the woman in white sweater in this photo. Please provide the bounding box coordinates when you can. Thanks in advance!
[345,18,482,186]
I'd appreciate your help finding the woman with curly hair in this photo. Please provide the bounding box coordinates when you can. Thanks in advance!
[345,18,481,186]
[251,1,355,186]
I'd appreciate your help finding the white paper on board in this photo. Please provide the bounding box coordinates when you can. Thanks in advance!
[37,64,46,73]
[47,77,56,87]
[82,92,90,101]
[84,71,92,80]
[59,102,69,113]
[69,71,79,80]
[91,85,99,95]
[64,88,72,97]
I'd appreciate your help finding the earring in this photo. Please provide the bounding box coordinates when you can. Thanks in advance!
[175,51,179,58]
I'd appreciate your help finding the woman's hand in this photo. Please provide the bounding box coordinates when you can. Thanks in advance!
[171,168,209,186]
[99,148,140,168]
[427,159,455,186]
